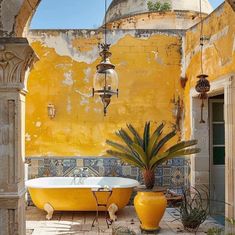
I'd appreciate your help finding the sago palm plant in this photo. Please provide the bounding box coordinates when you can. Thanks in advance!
[106,122,200,189]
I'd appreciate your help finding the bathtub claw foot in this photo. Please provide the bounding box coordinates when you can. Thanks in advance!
[108,203,118,221]
[44,203,54,220]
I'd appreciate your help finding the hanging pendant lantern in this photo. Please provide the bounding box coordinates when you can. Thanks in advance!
[195,74,210,123]
[92,0,119,116]
[195,74,210,99]
[92,44,118,116]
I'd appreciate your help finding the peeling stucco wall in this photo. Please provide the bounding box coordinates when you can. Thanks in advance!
[108,11,206,31]
[183,2,235,138]
[26,29,183,157]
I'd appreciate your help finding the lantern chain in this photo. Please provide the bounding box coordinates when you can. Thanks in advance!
[195,0,210,123]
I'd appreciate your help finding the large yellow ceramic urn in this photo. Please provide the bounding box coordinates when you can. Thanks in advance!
[134,191,167,232]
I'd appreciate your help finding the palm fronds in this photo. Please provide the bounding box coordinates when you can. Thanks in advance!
[106,122,200,189]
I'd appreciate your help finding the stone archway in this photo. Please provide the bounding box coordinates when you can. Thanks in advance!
[0,2,40,234]
[0,0,40,37]
[0,1,234,234]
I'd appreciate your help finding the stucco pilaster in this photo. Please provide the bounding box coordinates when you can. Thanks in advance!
[224,76,235,219]
[0,38,35,235]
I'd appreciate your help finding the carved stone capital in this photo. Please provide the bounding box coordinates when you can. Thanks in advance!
[0,37,36,93]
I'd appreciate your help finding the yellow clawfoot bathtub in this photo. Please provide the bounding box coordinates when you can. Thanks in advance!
[26,177,139,212]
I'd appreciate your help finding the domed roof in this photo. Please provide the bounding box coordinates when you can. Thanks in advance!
[106,0,213,23]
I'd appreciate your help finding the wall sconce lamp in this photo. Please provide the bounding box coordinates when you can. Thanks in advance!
[47,104,56,119]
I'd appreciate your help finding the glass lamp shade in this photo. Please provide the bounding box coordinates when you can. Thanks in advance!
[93,68,118,96]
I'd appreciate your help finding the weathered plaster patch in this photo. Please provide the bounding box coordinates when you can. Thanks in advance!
[94,108,102,113]
[80,96,89,106]
[233,36,235,52]
[35,122,42,127]
[29,30,171,66]
[185,26,229,70]
[43,51,50,57]
[75,89,92,98]
[152,50,163,64]
[81,30,88,36]
[181,36,186,77]
[85,106,90,112]
[29,32,100,64]
[83,68,91,83]
[108,30,135,45]
[25,133,31,142]
[95,98,102,104]
[117,61,128,67]
[63,71,74,86]
[67,97,72,114]
[215,5,224,17]
[56,63,72,69]
[209,26,229,44]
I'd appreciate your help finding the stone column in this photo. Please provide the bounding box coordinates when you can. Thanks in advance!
[224,76,235,219]
[0,38,35,235]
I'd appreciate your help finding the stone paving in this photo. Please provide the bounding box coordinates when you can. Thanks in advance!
[26,206,223,235]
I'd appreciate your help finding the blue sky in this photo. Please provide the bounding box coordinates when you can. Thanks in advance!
[30,0,224,29]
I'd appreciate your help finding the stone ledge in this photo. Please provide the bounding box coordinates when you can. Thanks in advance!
[0,37,28,43]
[0,188,26,199]
[0,197,22,209]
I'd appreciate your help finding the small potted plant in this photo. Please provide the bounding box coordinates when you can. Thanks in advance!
[179,187,209,232]
[106,121,200,232]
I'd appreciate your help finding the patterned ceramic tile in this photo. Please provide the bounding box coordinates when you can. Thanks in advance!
[26,156,190,193]
[38,159,44,166]
[131,167,138,177]
[122,165,132,176]
[156,167,163,177]
[171,166,185,187]
[38,167,45,177]
[76,159,83,167]
[156,177,163,186]
[163,167,171,176]
[171,158,185,166]
[163,176,171,186]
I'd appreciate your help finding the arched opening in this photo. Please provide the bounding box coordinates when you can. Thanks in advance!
[0,1,233,234]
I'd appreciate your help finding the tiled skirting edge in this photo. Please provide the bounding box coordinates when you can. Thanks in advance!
[26,157,190,194]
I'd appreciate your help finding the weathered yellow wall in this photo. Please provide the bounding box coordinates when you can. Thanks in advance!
[26,30,183,157]
[184,2,235,138]
[108,11,205,30]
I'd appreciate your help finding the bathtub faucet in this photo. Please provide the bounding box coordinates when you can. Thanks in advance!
[73,168,89,184]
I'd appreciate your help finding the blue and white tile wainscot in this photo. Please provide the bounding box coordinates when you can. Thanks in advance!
[26,157,190,195]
